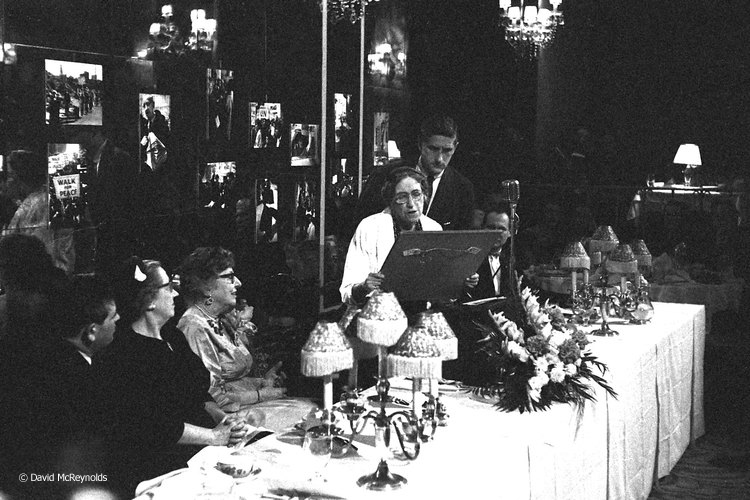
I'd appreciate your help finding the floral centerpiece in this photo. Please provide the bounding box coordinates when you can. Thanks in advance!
[471,287,616,413]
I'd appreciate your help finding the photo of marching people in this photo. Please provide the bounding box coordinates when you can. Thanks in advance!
[289,123,319,167]
[249,102,284,149]
[45,60,102,126]
[139,94,171,172]
[47,144,88,231]
[206,68,234,144]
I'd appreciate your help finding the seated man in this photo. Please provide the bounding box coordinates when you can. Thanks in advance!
[468,206,514,301]
[49,276,119,471]
[445,205,523,384]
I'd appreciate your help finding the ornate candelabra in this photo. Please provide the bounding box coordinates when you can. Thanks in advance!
[588,227,620,336]
[354,324,443,490]
[630,239,655,324]
[299,320,356,472]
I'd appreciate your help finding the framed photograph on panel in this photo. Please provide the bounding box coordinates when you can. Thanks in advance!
[45,59,103,126]
[47,142,88,227]
[200,161,236,209]
[249,102,283,149]
[206,68,234,142]
[373,112,389,166]
[255,178,279,243]
[334,93,355,155]
[290,124,320,167]
[293,179,317,241]
[139,93,171,172]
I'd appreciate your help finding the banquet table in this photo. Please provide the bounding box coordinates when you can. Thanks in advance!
[528,270,739,334]
[134,302,705,500]
[650,279,742,333]
[627,185,730,221]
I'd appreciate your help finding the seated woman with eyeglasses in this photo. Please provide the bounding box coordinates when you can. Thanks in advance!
[341,166,462,306]
[177,247,287,414]
[94,257,249,492]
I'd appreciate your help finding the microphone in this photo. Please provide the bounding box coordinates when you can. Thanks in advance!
[501,179,520,205]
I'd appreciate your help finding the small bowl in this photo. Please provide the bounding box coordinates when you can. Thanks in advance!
[215,454,256,479]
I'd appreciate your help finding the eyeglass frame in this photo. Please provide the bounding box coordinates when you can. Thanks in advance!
[217,271,237,282]
[393,189,424,205]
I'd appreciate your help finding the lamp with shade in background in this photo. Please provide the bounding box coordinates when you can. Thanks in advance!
[673,143,702,187]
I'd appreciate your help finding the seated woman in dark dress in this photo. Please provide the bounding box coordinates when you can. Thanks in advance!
[94,257,249,493]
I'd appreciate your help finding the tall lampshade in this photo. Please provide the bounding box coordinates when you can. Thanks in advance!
[673,144,702,166]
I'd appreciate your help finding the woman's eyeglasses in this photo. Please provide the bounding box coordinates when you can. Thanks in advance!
[393,190,424,205]
[218,272,237,282]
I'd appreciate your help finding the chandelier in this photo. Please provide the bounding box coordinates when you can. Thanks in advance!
[499,0,563,59]
[139,4,216,59]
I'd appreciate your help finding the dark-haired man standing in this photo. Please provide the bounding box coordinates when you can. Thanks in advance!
[355,114,476,230]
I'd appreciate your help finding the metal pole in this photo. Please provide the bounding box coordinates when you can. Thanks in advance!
[358,0,365,195]
[318,0,328,312]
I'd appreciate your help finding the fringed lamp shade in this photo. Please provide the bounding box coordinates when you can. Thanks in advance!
[356,291,408,346]
[632,239,652,268]
[589,225,619,254]
[301,321,353,377]
[387,326,442,379]
[605,244,638,275]
[415,310,458,361]
[559,241,590,270]
[339,305,380,359]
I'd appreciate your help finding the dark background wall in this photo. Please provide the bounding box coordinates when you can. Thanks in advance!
[3,0,750,192]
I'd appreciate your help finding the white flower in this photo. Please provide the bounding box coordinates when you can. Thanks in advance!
[548,330,570,348]
[528,373,550,399]
[533,356,549,374]
[505,341,530,363]
[501,321,524,343]
[538,321,553,339]
[545,353,561,365]
[550,364,566,383]
[528,387,541,403]
[490,311,510,328]
[564,363,578,376]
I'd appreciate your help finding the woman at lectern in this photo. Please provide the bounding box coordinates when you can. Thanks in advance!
[340,167,443,306]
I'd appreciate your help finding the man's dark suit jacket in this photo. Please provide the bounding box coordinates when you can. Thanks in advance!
[423,165,476,231]
[354,161,475,230]
[87,141,139,225]
[471,250,513,300]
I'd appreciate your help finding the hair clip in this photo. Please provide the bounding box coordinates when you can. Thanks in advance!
[134,264,147,282]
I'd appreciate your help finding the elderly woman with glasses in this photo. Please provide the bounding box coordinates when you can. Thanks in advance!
[94,257,249,492]
[177,247,286,414]
[340,166,451,305]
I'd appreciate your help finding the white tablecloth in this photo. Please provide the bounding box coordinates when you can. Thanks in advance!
[650,279,742,332]
[135,302,705,500]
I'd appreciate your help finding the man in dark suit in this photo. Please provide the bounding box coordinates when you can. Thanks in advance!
[470,207,513,300]
[80,130,141,276]
[354,114,475,230]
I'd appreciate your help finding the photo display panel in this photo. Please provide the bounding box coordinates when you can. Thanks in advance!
[45,59,103,126]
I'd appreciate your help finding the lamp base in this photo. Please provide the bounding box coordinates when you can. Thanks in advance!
[357,459,407,491]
